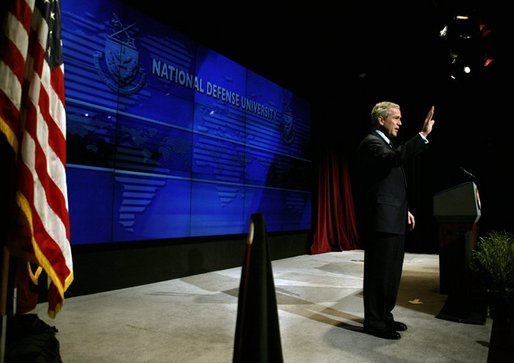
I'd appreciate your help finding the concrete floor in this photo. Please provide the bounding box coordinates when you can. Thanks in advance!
[35,250,492,363]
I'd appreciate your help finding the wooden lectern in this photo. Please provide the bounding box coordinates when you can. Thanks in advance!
[433,181,481,295]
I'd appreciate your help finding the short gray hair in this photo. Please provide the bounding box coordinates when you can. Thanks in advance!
[370,101,400,128]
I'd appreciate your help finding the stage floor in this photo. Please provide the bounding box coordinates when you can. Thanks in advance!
[34,250,492,362]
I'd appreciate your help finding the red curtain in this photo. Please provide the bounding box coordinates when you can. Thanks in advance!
[310,147,360,254]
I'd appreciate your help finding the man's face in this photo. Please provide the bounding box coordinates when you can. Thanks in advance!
[378,107,402,138]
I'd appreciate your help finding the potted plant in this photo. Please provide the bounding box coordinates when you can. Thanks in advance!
[470,230,514,362]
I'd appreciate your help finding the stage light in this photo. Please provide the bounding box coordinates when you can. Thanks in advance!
[439,25,448,37]
[439,9,492,80]
[484,58,494,67]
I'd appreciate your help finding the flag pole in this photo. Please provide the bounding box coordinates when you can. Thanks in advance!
[0,245,12,363]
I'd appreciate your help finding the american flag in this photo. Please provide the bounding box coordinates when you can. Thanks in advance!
[0,0,73,318]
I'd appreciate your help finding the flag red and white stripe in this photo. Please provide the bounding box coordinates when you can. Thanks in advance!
[0,0,73,318]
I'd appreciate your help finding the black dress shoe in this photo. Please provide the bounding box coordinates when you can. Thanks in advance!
[390,321,408,331]
[364,327,401,340]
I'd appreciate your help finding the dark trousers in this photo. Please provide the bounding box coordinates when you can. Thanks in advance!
[363,232,405,330]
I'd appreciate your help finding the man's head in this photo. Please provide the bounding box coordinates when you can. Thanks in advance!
[371,101,402,138]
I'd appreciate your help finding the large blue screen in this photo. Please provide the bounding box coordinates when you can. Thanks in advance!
[62,0,312,244]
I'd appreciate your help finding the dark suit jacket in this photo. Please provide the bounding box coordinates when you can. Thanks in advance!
[354,130,428,235]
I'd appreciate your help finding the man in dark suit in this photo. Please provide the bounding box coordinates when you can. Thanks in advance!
[354,101,435,340]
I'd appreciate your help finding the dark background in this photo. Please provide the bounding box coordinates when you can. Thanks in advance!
[122,0,513,248]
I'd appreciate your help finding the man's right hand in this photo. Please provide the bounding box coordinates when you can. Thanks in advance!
[421,105,435,137]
